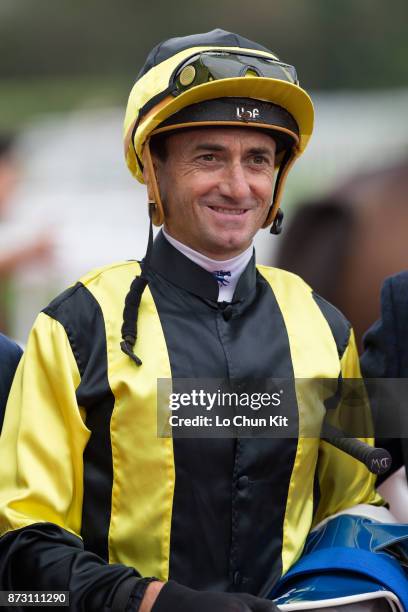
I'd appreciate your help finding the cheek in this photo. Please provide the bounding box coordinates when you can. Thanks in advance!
[191,174,220,197]
[254,174,274,206]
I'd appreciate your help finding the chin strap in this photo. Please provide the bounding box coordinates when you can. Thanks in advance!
[263,147,297,232]
[144,138,165,226]
[120,202,155,366]
[270,209,284,234]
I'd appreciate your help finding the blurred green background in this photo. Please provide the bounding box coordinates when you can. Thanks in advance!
[1,0,408,130]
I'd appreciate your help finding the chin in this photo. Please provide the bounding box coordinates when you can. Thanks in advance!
[206,237,249,259]
[222,231,251,250]
[196,225,250,255]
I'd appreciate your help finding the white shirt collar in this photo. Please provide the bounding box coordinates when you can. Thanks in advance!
[162,229,254,302]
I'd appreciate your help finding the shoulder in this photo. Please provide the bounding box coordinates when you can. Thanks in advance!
[36,260,142,378]
[256,264,313,297]
[366,270,408,344]
[0,335,23,426]
[381,270,408,315]
[374,270,408,342]
[311,292,351,358]
[384,269,408,288]
[0,333,23,367]
[361,272,408,378]
[257,265,351,358]
[41,261,141,372]
[43,260,140,321]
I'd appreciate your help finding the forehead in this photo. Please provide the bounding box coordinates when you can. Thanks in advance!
[164,126,277,153]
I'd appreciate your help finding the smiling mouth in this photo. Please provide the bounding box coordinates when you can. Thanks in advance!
[208,206,248,216]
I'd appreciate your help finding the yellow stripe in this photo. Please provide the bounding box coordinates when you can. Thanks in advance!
[312,329,381,526]
[0,314,89,537]
[256,266,341,574]
[257,267,381,574]
[81,262,174,580]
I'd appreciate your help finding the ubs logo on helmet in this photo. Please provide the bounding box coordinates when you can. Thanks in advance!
[236,107,260,122]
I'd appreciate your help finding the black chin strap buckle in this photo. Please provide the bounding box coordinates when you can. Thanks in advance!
[270,209,284,235]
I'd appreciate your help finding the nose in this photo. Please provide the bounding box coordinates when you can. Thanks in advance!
[218,162,252,201]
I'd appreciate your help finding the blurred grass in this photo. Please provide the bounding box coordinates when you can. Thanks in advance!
[0,74,132,130]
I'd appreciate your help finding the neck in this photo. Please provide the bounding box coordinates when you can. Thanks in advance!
[162,228,253,267]
[162,229,254,302]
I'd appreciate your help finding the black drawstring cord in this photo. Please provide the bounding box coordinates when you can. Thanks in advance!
[120,203,155,365]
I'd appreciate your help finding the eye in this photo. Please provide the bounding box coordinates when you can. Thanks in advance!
[252,155,268,165]
[199,153,216,162]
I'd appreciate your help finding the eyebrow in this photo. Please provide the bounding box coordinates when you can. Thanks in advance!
[246,147,275,156]
[192,144,275,155]
[193,144,225,152]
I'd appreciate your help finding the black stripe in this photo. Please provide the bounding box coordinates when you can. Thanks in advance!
[312,458,321,520]
[44,283,115,561]
[312,292,351,360]
[0,334,22,434]
[148,263,298,596]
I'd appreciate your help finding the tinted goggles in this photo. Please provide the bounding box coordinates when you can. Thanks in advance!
[172,51,299,96]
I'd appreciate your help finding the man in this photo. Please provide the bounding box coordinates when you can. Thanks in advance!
[0,30,381,611]
[361,271,408,487]
[0,333,22,430]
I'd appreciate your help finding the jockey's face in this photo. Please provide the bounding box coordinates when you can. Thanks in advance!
[151,127,276,260]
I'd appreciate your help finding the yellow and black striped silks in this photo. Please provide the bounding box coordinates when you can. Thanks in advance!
[0,233,381,605]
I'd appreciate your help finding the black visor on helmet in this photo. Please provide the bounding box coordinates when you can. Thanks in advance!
[172,52,298,97]
[153,97,300,154]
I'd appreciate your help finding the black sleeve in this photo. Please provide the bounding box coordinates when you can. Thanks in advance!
[312,291,351,359]
[361,274,408,482]
[0,285,153,612]
[0,334,23,432]
[361,277,398,378]
[0,523,151,611]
